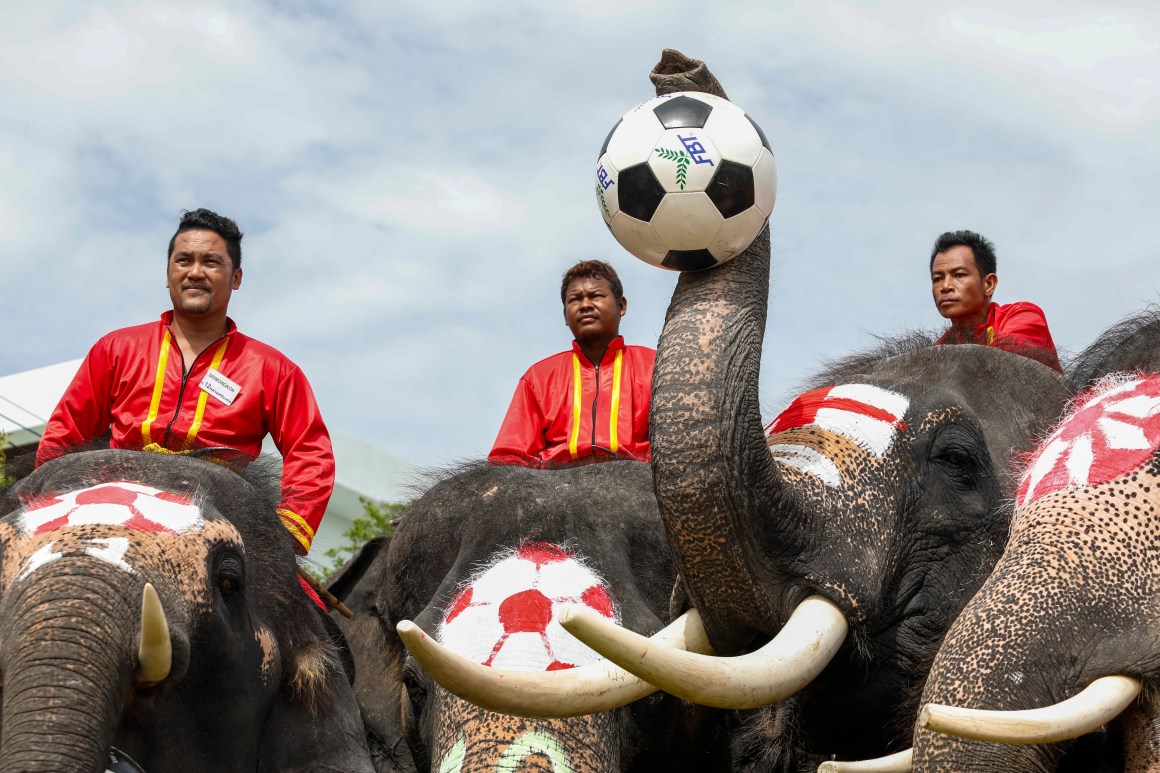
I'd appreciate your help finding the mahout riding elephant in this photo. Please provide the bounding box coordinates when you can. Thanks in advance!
[549,49,1072,770]
[325,459,732,773]
[911,308,1160,771]
[0,448,373,772]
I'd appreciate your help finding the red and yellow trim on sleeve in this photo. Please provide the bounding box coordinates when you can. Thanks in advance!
[569,352,583,459]
[278,508,315,554]
[140,331,173,447]
[608,348,624,453]
[182,337,230,450]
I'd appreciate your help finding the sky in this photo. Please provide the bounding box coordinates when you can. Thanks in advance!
[1,1,1157,469]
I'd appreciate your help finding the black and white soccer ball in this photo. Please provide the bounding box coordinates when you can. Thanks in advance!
[595,92,777,271]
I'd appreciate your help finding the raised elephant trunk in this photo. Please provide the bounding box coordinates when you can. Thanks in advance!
[0,569,140,772]
[649,49,786,652]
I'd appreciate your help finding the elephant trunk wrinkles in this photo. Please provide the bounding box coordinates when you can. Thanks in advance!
[1,571,137,773]
[650,50,786,652]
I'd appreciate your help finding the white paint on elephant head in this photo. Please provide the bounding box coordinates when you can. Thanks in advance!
[1018,374,1160,507]
[15,536,134,581]
[437,543,618,672]
[1007,671,1025,685]
[766,383,910,487]
[17,481,204,537]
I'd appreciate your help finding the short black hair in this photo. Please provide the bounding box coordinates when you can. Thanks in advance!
[167,208,244,269]
[929,230,996,277]
[560,260,624,303]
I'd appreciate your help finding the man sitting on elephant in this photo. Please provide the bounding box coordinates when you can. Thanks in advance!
[489,260,655,467]
[36,207,334,558]
[930,229,1062,371]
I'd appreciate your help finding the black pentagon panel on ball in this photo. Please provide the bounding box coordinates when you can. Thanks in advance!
[617,163,666,221]
[705,160,755,219]
[745,114,772,152]
[599,118,622,158]
[653,96,713,129]
[662,249,717,272]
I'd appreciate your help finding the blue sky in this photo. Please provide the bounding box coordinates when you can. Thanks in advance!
[1,1,1157,467]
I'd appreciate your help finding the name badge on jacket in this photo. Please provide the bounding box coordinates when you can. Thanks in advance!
[200,369,241,406]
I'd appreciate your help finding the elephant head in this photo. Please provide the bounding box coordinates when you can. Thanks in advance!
[327,460,732,773]
[559,49,1071,767]
[0,449,372,773]
[912,309,1160,772]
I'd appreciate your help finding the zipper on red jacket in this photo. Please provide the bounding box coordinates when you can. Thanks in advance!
[590,360,600,452]
[161,332,226,448]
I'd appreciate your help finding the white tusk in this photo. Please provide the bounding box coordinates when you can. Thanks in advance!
[558,594,847,709]
[137,583,172,685]
[817,748,913,772]
[396,608,714,718]
[918,675,1141,744]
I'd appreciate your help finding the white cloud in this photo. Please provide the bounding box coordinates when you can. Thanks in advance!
[2,0,1158,467]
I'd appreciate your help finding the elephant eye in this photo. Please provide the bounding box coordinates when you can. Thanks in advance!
[215,554,245,596]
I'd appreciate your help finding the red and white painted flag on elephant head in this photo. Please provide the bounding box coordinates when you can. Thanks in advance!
[1018,375,1160,508]
[438,542,618,672]
[765,383,909,487]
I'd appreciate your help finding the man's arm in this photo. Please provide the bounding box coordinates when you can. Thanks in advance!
[488,377,547,467]
[992,303,1062,371]
[36,344,115,466]
[268,365,335,555]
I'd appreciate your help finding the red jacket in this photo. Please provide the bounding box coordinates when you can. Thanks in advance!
[36,312,334,555]
[489,337,655,467]
[936,301,1062,372]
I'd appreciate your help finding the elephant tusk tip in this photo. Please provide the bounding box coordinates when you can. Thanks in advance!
[396,620,419,638]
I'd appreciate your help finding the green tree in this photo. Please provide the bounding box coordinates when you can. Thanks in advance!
[0,430,13,489]
[318,496,409,577]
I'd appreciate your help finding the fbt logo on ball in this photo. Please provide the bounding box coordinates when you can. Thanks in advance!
[438,542,617,672]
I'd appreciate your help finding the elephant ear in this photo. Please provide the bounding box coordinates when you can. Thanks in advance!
[257,639,377,773]
[325,536,419,773]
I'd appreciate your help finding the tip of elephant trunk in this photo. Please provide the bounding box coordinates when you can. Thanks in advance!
[136,583,172,686]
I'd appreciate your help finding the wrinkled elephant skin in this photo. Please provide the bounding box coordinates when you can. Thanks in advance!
[327,460,732,773]
[0,449,373,773]
[644,49,1070,766]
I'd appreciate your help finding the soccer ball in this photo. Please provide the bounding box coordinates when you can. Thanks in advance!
[438,543,618,672]
[595,92,777,271]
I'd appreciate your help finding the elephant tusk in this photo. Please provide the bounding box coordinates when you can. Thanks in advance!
[395,608,714,718]
[136,583,172,685]
[558,594,847,709]
[816,749,913,772]
[918,675,1141,744]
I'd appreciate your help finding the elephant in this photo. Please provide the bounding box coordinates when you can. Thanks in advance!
[325,459,733,773]
[910,308,1160,771]
[547,49,1073,770]
[0,448,374,773]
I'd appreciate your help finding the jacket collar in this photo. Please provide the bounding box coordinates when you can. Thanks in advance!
[160,310,238,337]
[571,336,626,365]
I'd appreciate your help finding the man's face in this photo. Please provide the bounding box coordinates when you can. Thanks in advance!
[563,276,625,342]
[166,230,242,317]
[930,245,996,322]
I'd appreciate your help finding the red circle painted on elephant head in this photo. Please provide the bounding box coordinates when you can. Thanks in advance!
[1018,375,1160,507]
[498,588,553,634]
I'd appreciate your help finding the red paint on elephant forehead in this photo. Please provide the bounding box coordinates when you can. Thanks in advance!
[18,481,203,536]
[1018,376,1160,507]
[438,544,618,672]
[766,384,909,456]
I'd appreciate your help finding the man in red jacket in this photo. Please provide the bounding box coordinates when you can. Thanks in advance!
[37,208,334,557]
[489,260,655,467]
[930,230,1062,372]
